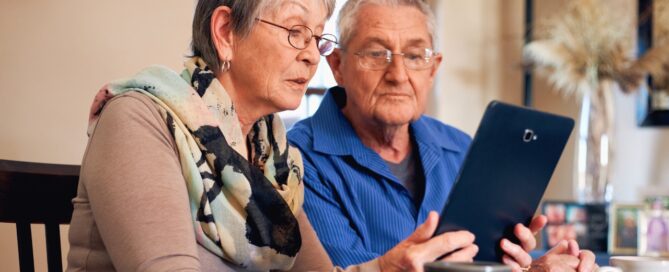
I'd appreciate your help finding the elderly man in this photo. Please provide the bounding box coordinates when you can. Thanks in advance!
[288,0,598,271]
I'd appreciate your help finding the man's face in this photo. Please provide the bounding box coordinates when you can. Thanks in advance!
[327,4,441,127]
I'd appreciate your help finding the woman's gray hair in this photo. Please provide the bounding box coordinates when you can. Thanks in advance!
[191,0,336,74]
[337,0,436,49]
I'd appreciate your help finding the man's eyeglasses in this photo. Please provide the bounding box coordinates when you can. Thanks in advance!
[351,48,437,70]
[256,18,338,56]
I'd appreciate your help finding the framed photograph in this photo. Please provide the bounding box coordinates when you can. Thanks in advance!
[541,201,608,251]
[543,202,571,248]
[608,204,643,255]
[638,209,669,256]
[639,197,669,256]
[544,202,567,225]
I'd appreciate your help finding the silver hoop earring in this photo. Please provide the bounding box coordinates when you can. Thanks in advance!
[221,60,231,72]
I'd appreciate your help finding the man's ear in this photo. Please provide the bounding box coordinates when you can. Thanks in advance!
[429,52,443,78]
[211,6,235,63]
[326,48,345,86]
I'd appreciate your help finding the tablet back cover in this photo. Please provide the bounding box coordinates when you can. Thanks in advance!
[435,101,574,261]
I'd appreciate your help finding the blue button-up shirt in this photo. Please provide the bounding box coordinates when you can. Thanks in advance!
[287,87,472,267]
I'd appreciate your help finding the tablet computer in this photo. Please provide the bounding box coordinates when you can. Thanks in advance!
[434,101,574,261]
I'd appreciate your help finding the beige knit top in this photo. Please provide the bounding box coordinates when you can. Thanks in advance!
[67,92,378,272]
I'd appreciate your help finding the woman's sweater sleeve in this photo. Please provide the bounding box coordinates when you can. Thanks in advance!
[79,93,200,271]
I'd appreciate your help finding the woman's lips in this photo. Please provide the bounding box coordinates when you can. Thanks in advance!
[286,78,308,89]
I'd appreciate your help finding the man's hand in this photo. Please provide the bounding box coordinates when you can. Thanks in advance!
[378,211,478,272]
[500,215,548,271]
[529,240,598,272]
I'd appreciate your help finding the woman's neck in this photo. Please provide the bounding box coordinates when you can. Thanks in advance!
[217,75,271,138]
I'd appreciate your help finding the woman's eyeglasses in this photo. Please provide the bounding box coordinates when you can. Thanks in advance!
[256,18,338,56]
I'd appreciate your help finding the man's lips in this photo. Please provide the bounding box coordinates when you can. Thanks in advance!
[380,93,411,98]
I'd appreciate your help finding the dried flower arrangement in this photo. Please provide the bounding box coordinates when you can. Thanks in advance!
[635,0,669,88]
[524,0,669,97]
[524,0,636,97]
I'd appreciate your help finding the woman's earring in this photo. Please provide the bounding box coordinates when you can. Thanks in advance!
[221,60,231,72]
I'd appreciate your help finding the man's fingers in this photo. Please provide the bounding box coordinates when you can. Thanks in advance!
[440,244,478,262]
[529,215,547,234]
[562,254,581,268]
[578,250,597,272]
[545,241,581,268]
[421,230,475,261]
[407,211,439,243]
[567,239,580,256]
[514,224,537,251]
[546,240,569,255]
[544,253,581,269]
[501,255,523,272]
[500,239,532,268]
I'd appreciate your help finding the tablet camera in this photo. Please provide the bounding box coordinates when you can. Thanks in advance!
[523,129,538,142]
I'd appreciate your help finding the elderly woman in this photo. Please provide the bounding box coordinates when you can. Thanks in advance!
[66,1,341,271]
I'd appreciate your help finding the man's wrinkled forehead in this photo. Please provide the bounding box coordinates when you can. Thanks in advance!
[347,4,432,47]
[355,33,432,49]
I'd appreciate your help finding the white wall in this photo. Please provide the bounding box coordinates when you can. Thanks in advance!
[430,0,524,134]
[611,89,669,202]
[0,1,193,270]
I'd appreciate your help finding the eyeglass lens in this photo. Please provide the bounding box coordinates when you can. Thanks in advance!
[288,26,337,56]
[357,49,434,70]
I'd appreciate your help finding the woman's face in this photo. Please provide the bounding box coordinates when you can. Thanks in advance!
[228,0,327,113]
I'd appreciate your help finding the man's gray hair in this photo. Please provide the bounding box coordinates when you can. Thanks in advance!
[191,0,336,74]
[337,0,436,49]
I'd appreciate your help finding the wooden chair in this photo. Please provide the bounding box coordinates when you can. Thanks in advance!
[0,159,80,272]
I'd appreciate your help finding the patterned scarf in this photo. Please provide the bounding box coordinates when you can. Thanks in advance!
[87,58,304,271]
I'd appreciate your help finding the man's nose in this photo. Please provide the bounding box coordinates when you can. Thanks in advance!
[384,55,409,83]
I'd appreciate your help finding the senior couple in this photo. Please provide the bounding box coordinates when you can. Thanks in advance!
[67,0,598,271]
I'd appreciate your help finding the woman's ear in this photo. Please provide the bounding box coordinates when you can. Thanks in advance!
[211,6,234,63]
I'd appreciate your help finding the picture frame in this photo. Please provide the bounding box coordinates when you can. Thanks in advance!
[543,202,571,249]
[541,201,608,251]
[608,204,643,255]
[638,209,669,256]
[638,196,669,256]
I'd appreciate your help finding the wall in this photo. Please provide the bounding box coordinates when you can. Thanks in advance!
[0,1,193,270]
[430,0,524,134]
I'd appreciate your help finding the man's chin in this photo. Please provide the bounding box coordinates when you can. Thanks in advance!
[374,113,417,127]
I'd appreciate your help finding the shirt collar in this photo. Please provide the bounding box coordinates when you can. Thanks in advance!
[410,114,464,153]
[311,86,464,156]
[311,87,367,156]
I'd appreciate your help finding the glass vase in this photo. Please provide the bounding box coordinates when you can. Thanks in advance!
[574,79,615,203]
